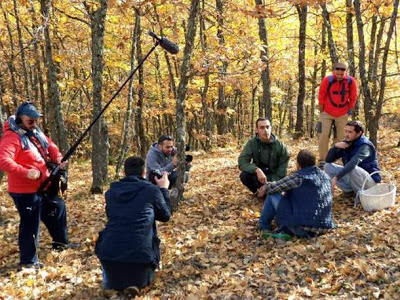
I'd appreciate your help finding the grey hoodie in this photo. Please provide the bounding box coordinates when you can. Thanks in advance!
[146,143,176,180]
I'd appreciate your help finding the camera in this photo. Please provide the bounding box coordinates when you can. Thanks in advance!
[149,169,163,184]
[171,145,193,163]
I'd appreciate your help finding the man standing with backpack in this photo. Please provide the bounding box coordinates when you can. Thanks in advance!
[317,62,357,169]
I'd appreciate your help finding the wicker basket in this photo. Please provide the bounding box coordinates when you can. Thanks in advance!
[359,171,396,212]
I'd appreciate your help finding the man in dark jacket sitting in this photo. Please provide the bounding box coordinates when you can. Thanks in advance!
[95,156,171,291]
[258,150,335,238]
[324,120,381,199]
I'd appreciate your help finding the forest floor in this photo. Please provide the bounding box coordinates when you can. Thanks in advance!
[1,129,400,300]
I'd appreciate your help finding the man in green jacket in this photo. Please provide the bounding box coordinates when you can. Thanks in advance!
[238,118,290,198]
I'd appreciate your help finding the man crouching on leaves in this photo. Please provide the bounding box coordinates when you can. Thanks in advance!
[95,156,171,291]
[258,150,335,239]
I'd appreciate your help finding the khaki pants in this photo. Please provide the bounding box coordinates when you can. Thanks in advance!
[318,112,349,162]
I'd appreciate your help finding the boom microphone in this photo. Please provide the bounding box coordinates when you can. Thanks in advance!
[148,31,179,54]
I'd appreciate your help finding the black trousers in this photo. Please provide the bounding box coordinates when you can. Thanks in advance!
[10,192,68,264]
[101,260,155,291]
[240,171,264,193]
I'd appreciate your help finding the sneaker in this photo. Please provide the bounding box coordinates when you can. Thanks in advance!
[183,171,190,183]
[52,242,81,251]
[272,233,291,241]
[19,262,43,270]
[262,231,291,241]
[261,229,274,239]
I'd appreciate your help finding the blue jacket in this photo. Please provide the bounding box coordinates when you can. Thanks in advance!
[341,136,381,182]
[276,166,335,229]
[95,175,171,268]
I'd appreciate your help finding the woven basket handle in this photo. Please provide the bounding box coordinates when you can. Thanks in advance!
[360,170,393,193]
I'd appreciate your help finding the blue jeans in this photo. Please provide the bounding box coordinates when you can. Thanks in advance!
[10,193,68,264]
[259,194,316,237]
[259,194,282,230]
[101,260,155,291]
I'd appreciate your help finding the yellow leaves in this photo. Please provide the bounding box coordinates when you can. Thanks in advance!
[26,278,35,287]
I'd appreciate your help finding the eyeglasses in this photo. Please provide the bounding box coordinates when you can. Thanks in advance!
[335,67,346,71]
[23,119,38,125]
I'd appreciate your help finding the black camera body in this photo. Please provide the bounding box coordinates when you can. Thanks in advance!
[171,145,193,163]
[149,169,163,184]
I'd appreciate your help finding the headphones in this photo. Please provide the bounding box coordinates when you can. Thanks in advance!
[15,102,31,125]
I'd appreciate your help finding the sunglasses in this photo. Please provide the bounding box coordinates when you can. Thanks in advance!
[335,67,346,71]
[24,119,38,125]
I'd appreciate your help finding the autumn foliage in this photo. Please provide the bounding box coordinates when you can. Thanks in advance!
[1,129,400,298]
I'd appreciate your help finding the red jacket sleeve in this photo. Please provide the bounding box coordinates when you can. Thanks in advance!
[318,76,330,108]
[0,133,30,178]
[348,77,358,109]
[46,136,63,162]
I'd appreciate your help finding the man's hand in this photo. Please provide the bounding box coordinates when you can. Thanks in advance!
[27,169,41,180]
[256,168,267,184]
[172,156,178,167]
[155,172,169,189]
[331,176,337,193]
[334,141,349,149]
[57,157,68,169]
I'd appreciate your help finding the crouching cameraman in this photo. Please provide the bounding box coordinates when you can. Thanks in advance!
[146,135,192,188]
[95,156,171,291]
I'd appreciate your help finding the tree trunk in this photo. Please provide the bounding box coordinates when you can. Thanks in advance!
[254,0,272,119]
[12,0,31,101]
[2,4,19,107]
[353,0,374,133]
[40,0,69,153]
[321,19,327,79]
[115,12,140,177]
[200,0,212,151]
[346,0,357,118]
[29,0,47,130]
[370,17,387,101]
[173,0,200,210]
[346,0,356,77]
[310,42,318,138]
[135,15,147,158]
[372,0,399,146]
[0,72,5,182]
[87,0,109,194]
[321,3,338,64]
[216,0,228,135]
[367,16,377,83]
[294,4,307,139]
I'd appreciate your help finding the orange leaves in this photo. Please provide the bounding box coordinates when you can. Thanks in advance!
[1,133,400,297]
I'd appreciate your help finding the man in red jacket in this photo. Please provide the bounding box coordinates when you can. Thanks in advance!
[318,62,357,169]
[0,102,77,269]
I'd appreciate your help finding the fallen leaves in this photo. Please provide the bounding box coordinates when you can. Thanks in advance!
[1,134,400,298]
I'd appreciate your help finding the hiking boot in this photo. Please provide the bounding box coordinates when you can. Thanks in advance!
[52,242,81,251]
[19,262,43,270]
